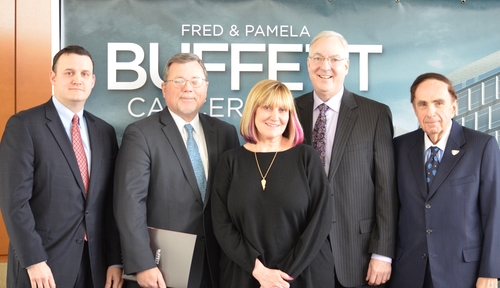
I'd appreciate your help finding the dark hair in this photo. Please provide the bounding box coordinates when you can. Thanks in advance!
[52,45,94,73]
[410,72,457,103]
[163,53,208,81]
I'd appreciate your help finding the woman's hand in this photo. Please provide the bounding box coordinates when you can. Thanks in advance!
[252,258,293,288]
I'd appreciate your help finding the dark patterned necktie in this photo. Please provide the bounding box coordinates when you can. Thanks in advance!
[425,146,440,189]
[185,124,207,202]
[313,103,327,166]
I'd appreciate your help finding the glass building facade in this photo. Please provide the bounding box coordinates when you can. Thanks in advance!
[448,51,500,147]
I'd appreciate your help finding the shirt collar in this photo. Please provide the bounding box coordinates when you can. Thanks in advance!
[168,108,202,134]
[52,96,84,125]
[424,120,453,152]
[313,86,344,112]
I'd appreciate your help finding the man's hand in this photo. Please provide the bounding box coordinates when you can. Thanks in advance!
[252,258,293,288]
[476,277,498,288]
[136,267,166,288]
[365,258,391,286]
[26,261,56,288]
[105,266,124,288]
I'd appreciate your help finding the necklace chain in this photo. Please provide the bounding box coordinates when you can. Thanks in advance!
[254,151,279,190]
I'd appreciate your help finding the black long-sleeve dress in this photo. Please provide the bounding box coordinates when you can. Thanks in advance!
[212,144,335,288]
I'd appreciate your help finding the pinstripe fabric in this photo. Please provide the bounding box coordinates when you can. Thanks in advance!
[295,89,398,287]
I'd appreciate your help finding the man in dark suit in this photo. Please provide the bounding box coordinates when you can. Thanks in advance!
[0,45,123,288]
[391,73,500,288]
[114,53,240,288]
[295,31,398,288]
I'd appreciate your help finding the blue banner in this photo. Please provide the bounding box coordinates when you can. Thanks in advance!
[61,0,500,143]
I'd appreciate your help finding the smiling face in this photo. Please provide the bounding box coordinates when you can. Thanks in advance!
[307,36,350,101]
[162,61,208,122]
[413,79,457,144]
[254,105,289,142]
[50,53,95,113]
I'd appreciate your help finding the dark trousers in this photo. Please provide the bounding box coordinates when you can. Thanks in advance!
[74,241,93,288]
[422,260,434,288]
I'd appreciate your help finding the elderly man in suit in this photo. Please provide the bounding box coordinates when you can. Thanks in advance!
[294,30,398,288]
[114,53,240,288]
[390,73,500,288]
[0,45,123,288]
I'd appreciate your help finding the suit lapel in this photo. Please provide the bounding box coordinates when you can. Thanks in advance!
[159,109,203,205]
[86,112,102,201]
[406,130,428,199]
[328,89,357,180]
[295,92,314,145]
[44,100,88,197]
[428,121,466,197]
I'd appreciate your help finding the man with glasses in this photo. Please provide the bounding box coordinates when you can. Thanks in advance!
[114,53,239,288]
[295,31,398,288]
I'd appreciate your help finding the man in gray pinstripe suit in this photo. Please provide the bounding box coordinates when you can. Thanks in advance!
[295,30,398,287]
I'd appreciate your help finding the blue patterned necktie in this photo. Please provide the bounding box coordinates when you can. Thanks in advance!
[425,146,440,190]
[313,103,327,166]
[185,124,206,202]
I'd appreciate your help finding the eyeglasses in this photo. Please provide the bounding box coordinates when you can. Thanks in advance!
[165,78,207,88]
[308,56,347,65]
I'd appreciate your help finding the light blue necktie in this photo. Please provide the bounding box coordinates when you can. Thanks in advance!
[185,124,206,202]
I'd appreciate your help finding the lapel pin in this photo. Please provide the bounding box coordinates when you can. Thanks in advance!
[451,150,459,155]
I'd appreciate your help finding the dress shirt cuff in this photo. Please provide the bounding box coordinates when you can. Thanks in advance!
[371,254,392,264]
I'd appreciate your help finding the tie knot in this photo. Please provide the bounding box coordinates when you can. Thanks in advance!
[72,114,79,125]
[318,103,327,113]
[184,124,194,135]
[429,146,440,156]
[428,146,441,163]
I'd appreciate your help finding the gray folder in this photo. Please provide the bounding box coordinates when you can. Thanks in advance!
[122,227,197,288]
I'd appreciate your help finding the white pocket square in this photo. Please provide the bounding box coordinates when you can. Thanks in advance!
[451,150,460,155]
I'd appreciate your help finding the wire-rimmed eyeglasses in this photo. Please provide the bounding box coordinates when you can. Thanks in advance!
[165,77,208,88]
[308,56,347,65]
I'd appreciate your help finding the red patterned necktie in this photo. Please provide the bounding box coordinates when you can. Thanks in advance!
[71,115,89,195]
[313,103,327,166]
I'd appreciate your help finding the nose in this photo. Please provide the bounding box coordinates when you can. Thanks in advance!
[270,108,280,119]
[426,105,436,117]
[182,80,194,91]
[320,58,332,69]
[71,74,82,85]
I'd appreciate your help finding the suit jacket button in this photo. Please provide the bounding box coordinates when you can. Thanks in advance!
[426,229,433,234]
[76,239,83,244]
[425,204,431,209]
[421,253,427,259]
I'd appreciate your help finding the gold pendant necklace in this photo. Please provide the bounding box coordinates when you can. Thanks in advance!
[254,151,279,190]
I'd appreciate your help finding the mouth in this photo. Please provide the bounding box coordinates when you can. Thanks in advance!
[265,123,280,128]
[424,121,439,126]
[318,75,332,79]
